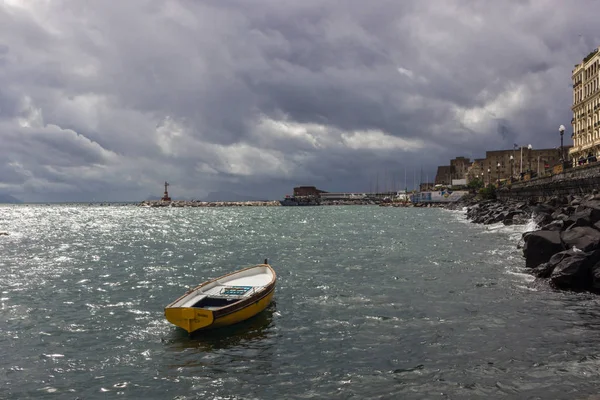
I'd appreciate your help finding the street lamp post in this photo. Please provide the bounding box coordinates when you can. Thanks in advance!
[559,124,565,164]
[520,146,523,174]
[510,155,514,181]
[527,144,533,173]
[496,162,500,186]
[487,168,491,187]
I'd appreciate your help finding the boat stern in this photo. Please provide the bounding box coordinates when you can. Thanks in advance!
[164,307,214,333]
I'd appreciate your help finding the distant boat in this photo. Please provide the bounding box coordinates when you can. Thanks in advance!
[164,261,276,334]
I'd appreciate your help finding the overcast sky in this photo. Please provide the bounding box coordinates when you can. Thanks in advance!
[1,0,598,202]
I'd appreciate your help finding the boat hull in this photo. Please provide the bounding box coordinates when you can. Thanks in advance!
[209,285,275,330]
[165,264,276,334]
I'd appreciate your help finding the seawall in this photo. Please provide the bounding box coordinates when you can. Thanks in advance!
[498,163,600,201]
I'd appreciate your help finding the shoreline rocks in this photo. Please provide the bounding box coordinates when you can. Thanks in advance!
[447,193,600,294]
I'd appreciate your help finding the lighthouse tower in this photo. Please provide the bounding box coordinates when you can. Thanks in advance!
[161,181,172,201]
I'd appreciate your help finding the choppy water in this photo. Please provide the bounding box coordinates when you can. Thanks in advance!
[1,205,600,399]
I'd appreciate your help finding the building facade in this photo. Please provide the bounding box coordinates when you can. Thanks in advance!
[570,47,600,166]
[482,147,567,185]
[293,186,327,197]
[434,166,453,185]
[435,157,472,185]
[450,157,471,181]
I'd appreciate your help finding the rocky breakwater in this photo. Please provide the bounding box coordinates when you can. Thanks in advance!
[453,194,600,293]
[139,200,281,207]
[322,199,377,206]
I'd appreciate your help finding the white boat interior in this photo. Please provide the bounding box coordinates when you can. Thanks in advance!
[169,266,274,310]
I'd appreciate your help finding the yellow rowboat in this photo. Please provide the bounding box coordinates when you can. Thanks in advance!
[165,261,276,334]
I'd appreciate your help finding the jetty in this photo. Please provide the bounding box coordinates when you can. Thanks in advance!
[139,200,281,208]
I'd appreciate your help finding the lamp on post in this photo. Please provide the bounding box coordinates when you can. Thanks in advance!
[496,162,500,186]
[487,168,491,187]
[527,144,532,172]
[559,124,565,163]
[509,155,514,182]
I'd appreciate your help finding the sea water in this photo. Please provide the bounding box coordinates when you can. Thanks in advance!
[1,204,599,399]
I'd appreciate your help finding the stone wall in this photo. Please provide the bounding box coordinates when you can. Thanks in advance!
[498,162,600,201]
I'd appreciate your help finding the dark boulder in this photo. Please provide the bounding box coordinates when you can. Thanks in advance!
[568,195,581,205]
[555,213,569,221]
[540,220,564,231]
[561,227,600,252]
[546,196,568,208]
[566,208,597,228]
[523,230,565,268]
[580,200,600,219]
[563,206,577,216]
[532,249,581,278]
[591,261,600,293]
[488,211,508,224]
[513,213,531,225]
[532,262,557,278]
[501,210,525,226]
[515,202,528,210]
[533,203,558,215]
[551,210,569,221]
[550,255,591,290]
[533,212,553,227]
[550,250,600,291]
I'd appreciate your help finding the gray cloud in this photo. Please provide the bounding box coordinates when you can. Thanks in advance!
[0,0,598,201]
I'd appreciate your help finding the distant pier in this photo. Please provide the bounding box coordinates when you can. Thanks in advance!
[139,200,281,207]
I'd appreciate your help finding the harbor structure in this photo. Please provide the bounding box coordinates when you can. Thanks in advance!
[161,181,171,201]
[293,186,327,197]
[570,47,600,166]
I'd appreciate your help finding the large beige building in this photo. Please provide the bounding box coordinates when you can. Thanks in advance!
[436,147,569,187]
[570,47,600,166]
[482,148,565,184]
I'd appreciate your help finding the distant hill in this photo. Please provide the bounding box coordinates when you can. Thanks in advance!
[202,191,268,202]
[0,193,22,204]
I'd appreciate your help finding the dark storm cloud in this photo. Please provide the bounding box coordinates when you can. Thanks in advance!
[0,0,598,201]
